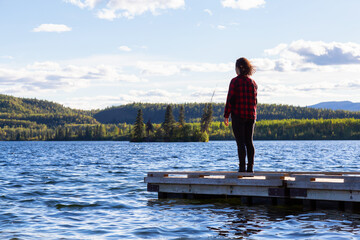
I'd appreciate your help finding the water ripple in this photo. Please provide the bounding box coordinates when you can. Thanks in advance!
[0,141,360,239]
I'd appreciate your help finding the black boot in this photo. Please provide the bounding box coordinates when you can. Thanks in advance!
[238,164,246,172]
[247,164,254,173]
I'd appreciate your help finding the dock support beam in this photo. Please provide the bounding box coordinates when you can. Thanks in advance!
[145,171,360,211]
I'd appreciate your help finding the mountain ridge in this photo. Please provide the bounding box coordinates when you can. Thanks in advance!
[1,94,360,125]
[308,101,360,112]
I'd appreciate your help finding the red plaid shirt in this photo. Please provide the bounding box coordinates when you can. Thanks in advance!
[224,75,257,119]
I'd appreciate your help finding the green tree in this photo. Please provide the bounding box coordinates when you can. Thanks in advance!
[99,124,106,139]
[179,105,185,127]
[201,103,213,133]
[162,105,175,139]
[76,127,83,139]
[199,131,209,142]
[131,109,145,141]
[146,119,154,138]
[85,126,92,140]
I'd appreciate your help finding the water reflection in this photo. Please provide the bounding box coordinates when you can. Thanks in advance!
[148,198,360,239]
[1,141,360,239]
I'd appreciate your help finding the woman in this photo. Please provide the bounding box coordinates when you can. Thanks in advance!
[224,57,257,172]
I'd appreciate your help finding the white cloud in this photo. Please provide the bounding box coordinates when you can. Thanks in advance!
[187,85,228,102]
[97,8,117,20]
[65,0,185,19]
[288,40,360,65]
[255,70,360,105]
[247,41,360,105]
[204,9,213,16]
[253,40,360,72]
[104,0,185,19]
[221,0,266,10]
[217,25,226,30]
[0,61,146,95]
[63,0,101,9]
[137,61,180,76]
[180,62,233,73]
[266,40,360,65]
[130,89,174,98]
[118,45,132,52]
[62,85,232,109]
[61,89,180,109]
[32,24,72,33]
[62,95,127,109]
[137,61,233,76]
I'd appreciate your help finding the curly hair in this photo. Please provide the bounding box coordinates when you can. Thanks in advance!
[236,57,256,76]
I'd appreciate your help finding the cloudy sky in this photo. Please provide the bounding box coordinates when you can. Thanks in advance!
[1,0,360,110]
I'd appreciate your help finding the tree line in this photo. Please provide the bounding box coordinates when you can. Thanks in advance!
[1,93,360,141]
[93,102,360,124]
[131,104,213,142]
[1,118,359,141]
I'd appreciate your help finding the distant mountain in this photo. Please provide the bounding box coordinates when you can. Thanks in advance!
[308,101,360,112]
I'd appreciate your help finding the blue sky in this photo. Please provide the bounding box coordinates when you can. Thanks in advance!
[1,0,360,109]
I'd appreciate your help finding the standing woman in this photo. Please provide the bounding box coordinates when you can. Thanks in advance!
[224,57,257,172]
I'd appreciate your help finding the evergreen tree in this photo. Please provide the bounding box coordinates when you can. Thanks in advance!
[56,126,66,140]
[85,126,92,140]
[76,127,83,139]
[65,127,72,140]
[131,109,144,141]
[179,105,185,127]
[146,119,154,137]
[113,126,120,137]
[201,103,213,133]
[162,105,175,139]
[99,124,106,139]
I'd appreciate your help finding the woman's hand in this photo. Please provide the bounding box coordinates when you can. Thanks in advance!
[224,117,229,127]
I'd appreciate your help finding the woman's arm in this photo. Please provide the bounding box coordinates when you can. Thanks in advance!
[224,79,234,125]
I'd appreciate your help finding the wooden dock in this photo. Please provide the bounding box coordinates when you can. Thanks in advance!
[144,171,360,211]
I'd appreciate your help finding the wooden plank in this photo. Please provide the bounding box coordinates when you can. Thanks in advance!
[287,181,360,191]
[158,184,271,197]
[278,171,360,175]
[147,171,360,179]
[148,171,360,175]
[145,171,360,204]
[156,184,360,202]
[144,177,283,187]
[296,190,360,202]
[291,175,360,181]
[158,184,190,194]
[148,171,285,176]
[148,171,286,179]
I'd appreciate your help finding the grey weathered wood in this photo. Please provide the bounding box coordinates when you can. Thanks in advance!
[157,184,272,197]
[145,171,360,203]
[295,189,360,202]
[147,171,360,177]
[287,181,360,191]
[145,176,283,187]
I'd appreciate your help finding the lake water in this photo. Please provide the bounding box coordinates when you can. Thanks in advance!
[0,140,360,239]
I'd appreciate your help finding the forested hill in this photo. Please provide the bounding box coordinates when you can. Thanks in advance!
[0,94,98,127]
[2,93,360,126]
[0,94,95,115]
[93,102,360,124]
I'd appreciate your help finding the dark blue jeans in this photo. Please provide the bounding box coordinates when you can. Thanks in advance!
[231,116,255,172]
